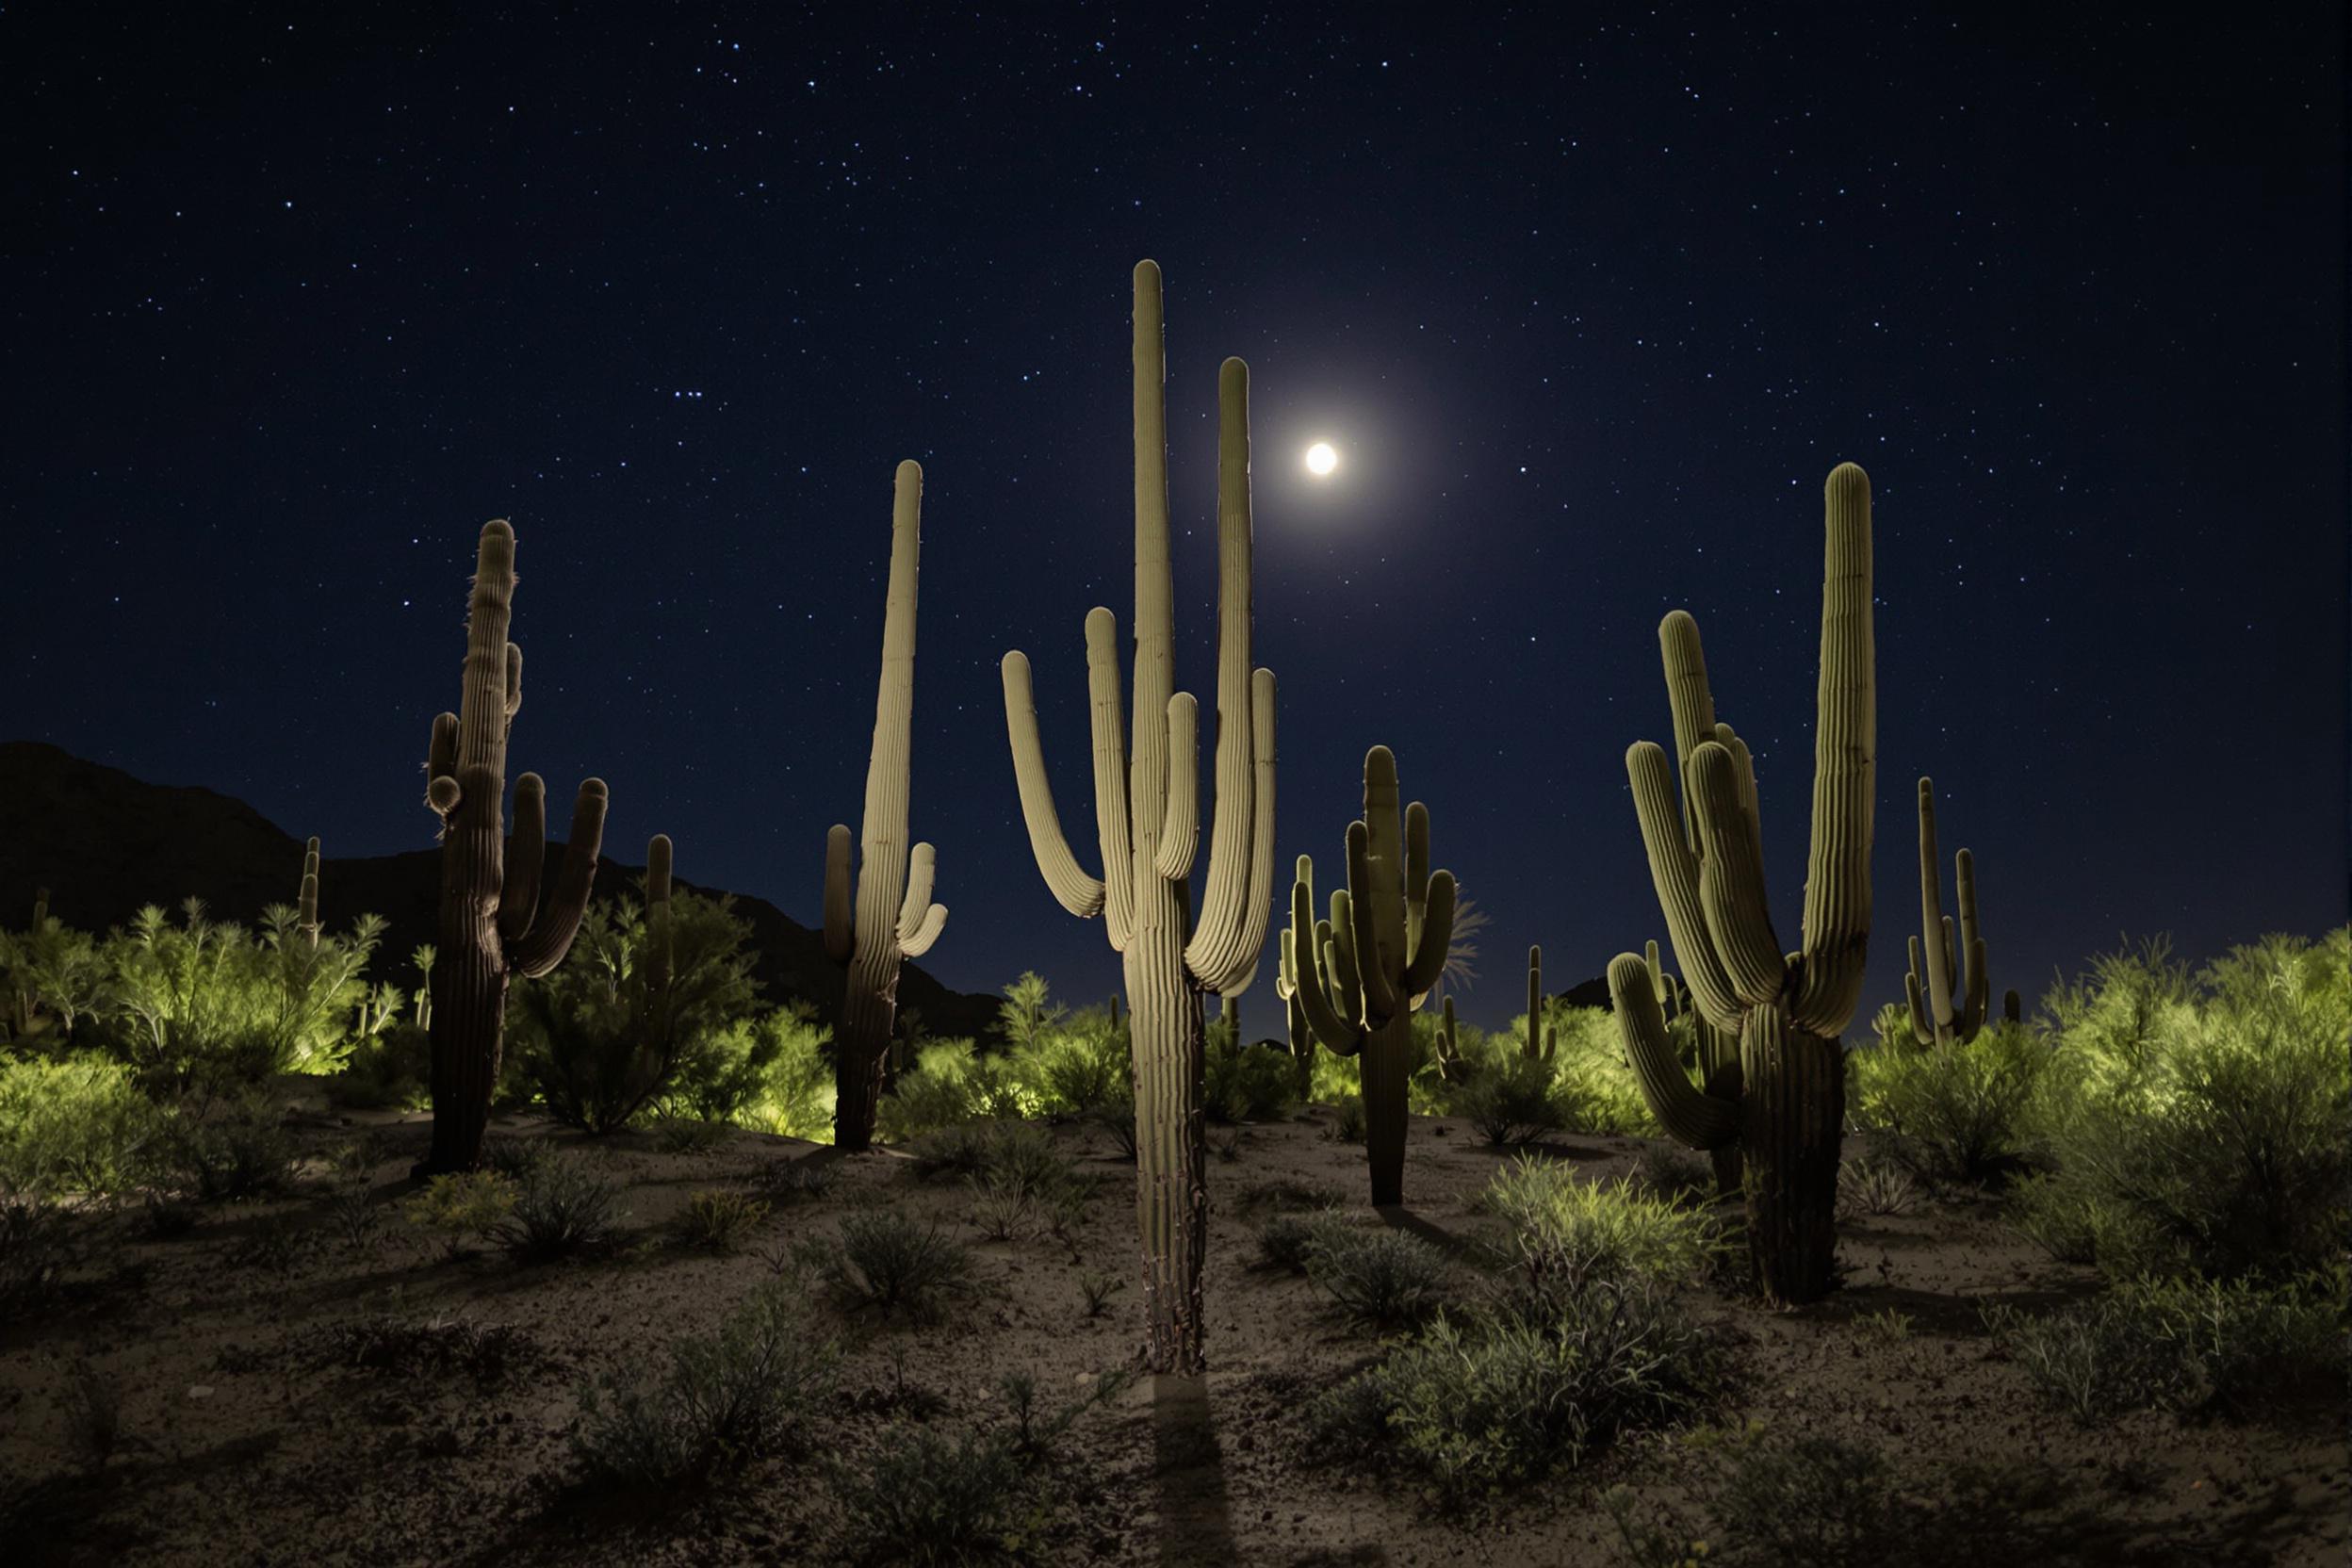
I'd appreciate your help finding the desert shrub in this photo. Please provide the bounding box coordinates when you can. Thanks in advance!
[710,1005,836,1139]
[333,1314,532,1385]
[0,1051,162,1195]
[1456,1052,1565,1146]
[2,899,108,1047]
[574,1282,839,1483]
[1631,1146,1715,1204]
[1327,1098,1367,1145]
[1835,1152,1919,1217]
[1009,1017,1131,1119]
[676,1188,771,1251]
[1254,1209,1348,1274]
[403,1170,516,1260]
[102,900,383,1090]
[1303,1279,1718,1507]
[1478,1160,1725,1319]
[511,887,761,1134]
[650,1116,731,1154]
[1308,1228,1451,1333]
[1705,1430,1900,1564]
[164,1090,297,1201]
[1084,1084,1138,1160]
[0,1190,78,1313]
[876,1039,999,1141]
[1982,1266,2346,1424]
[795,1209,974,1322]
[1544,1004,1662,1136]
[2025,930,2350,1282]
[55,1360,124,1474]
[1847,1020,2048,1183]
[751,1158,834,1205]
[327,1021,431,1110]
[1204,1034,1298,1124]
[500,1151,626,1262]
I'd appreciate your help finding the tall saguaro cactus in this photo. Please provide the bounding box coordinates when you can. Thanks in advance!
[1001,260,1278,1375]
[297,837,322,951]
[1521,945,1556,1063]
[416,520,610,1177]
[1287,748,1457,1207]
[1903,776,1987,1048]
[1607,463,1875,1303]
[825,461,950,1152]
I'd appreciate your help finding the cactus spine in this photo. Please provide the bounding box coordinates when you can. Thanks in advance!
[1903,776,1987,1047]
[825,461,950,1152]
[1607,463,1875,1303]
[1000,261,1278,1375]
[1287,748,1458,1207]
[416,520,609,1177]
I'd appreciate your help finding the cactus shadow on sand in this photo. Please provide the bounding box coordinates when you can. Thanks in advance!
[1150,1373,1241,1568]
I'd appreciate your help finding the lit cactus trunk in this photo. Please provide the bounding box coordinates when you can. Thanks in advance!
[1609,463,1873,1303]
[418,520,608,1177]
[825,462,950,1153]
[1001,262,1278,1374]
[1286,750,1457,1209]
[1903,776,1989,1049]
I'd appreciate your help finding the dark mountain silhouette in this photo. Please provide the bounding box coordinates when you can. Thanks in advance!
[0,741,1004,1043]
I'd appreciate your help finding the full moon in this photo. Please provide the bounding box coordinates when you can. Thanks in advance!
[1304,441,1338,476]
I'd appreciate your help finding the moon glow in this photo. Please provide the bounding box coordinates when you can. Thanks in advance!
[1304,441,1338,476]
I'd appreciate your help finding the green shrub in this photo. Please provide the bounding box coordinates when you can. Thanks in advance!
[1084,1085,1138,1161]
[1304,1279,1718,1507]
[500,1151,626,1262]
[2025,931,2351,1282]
[1478,1160,1725,1319]
[1630,1146,1715,1204]
[1456,1053,1564,1147]
[512,888,761,1134]
[1205,1035,1298,1124]
[574,1282,839,1483]
[1254,1209,1348,1274]
[0,1052,162,1196]
[1982,1267,2347,1424]
[875,1039,998,1141]
[727,1006,837,1139]
[327,1021,430,1111]
[657,1011,781,1126]
[402,1170,516,1260]
[1009,1021,1131,1119]
[1544,1004,1661,1136]
[1706,1430,1899,1564]
[796,1209,974,1322]
[1308,1228,1451,1333]
[1835,1152,1919,1217]
[334,1314,533,1386]
[676,1188,771,1252]
[1847,1021,2048,1183]
[2,899,107,1047]
[164,1091,297,1201]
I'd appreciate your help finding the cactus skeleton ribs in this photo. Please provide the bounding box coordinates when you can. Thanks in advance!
[1607,463,1876,1303]
[1000,261,1277,1376]
[1903,776,1989,1048]
[416,520,609,1178]
[1285,747,1456,1207]
[825,461,949,1152]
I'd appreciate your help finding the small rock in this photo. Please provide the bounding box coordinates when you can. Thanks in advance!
[188,1385,214,1400]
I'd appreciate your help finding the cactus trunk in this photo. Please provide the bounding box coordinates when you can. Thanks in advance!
[1128,893,1207,1370]
[1740,1009,1845,1300]
[1360,1011,1413,1206]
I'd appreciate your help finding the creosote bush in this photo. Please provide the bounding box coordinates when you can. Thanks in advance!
[1847,1020,2048,1184]
[1456,1052,1565,1147]
[1306,1227,1451,1332]
[795,1209,975,1322]
[675,1188,771,1252]
[1478,1159,1727,1318]
[165,1091,298,1202]
[500,1150,627,1262]
[402,1171,516,1261]
[1981,1266,2347,1424]
[574,1281,840,1484]
[0,1052,162,1196]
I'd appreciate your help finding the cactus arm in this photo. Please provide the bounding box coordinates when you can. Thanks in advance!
[898,903,949,958]
[498,773,546,942]
[1289,880,1362,1055]
[1324,895,1364,1012]
[1344,821,1400,1022]
[823,824,856,963]
[999,649,1110,922]
[1082,609,1137,950]
[644,834,674,992]
[1719,724,1768,874]
[1183,359,1262,985]
[1903,961,1936,1046]
[1689,743,1788,1005]
[1217,668,1281,993]
[1626,741,1744,1035]
[1403,802,1430,962]
[1608,953,1741,1150]
[897,842,939,946]
[1399,869,1456,1001]
[508,777,609,978]
[1155,694,1200,881]
[1792,462,1876,1035]
[1659,611,1718,853]
[424,713,461,813]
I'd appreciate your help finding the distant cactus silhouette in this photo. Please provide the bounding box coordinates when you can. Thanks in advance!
[1287,747,1457,1206]
[1522,946,1556,1064]
[1607,463,1875,1303]
[415,519,609,1177]
[1903,776,1988,1047]
[1433,994,1469,1085]
[1001,261,1277,1375]
[2003,988,2022,1024]
[825,461,948,1152]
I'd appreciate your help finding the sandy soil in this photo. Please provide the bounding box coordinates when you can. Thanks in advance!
[2,1093,2343,1567]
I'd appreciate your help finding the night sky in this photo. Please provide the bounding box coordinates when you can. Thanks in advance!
[8,6,2344,1029]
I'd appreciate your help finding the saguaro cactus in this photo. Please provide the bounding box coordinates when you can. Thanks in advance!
[1287,747,1457,1207]
[1001,260,1277,1376]
[1903,776,1987,1048]
[416,520,609,1177]
[1521,945,1556,1063]
[1642,936,1743,1193]
[1274,939,1315,1102]
[825,461,949,1152]
[297,837,322,952]
[1607,463,1875,1303]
